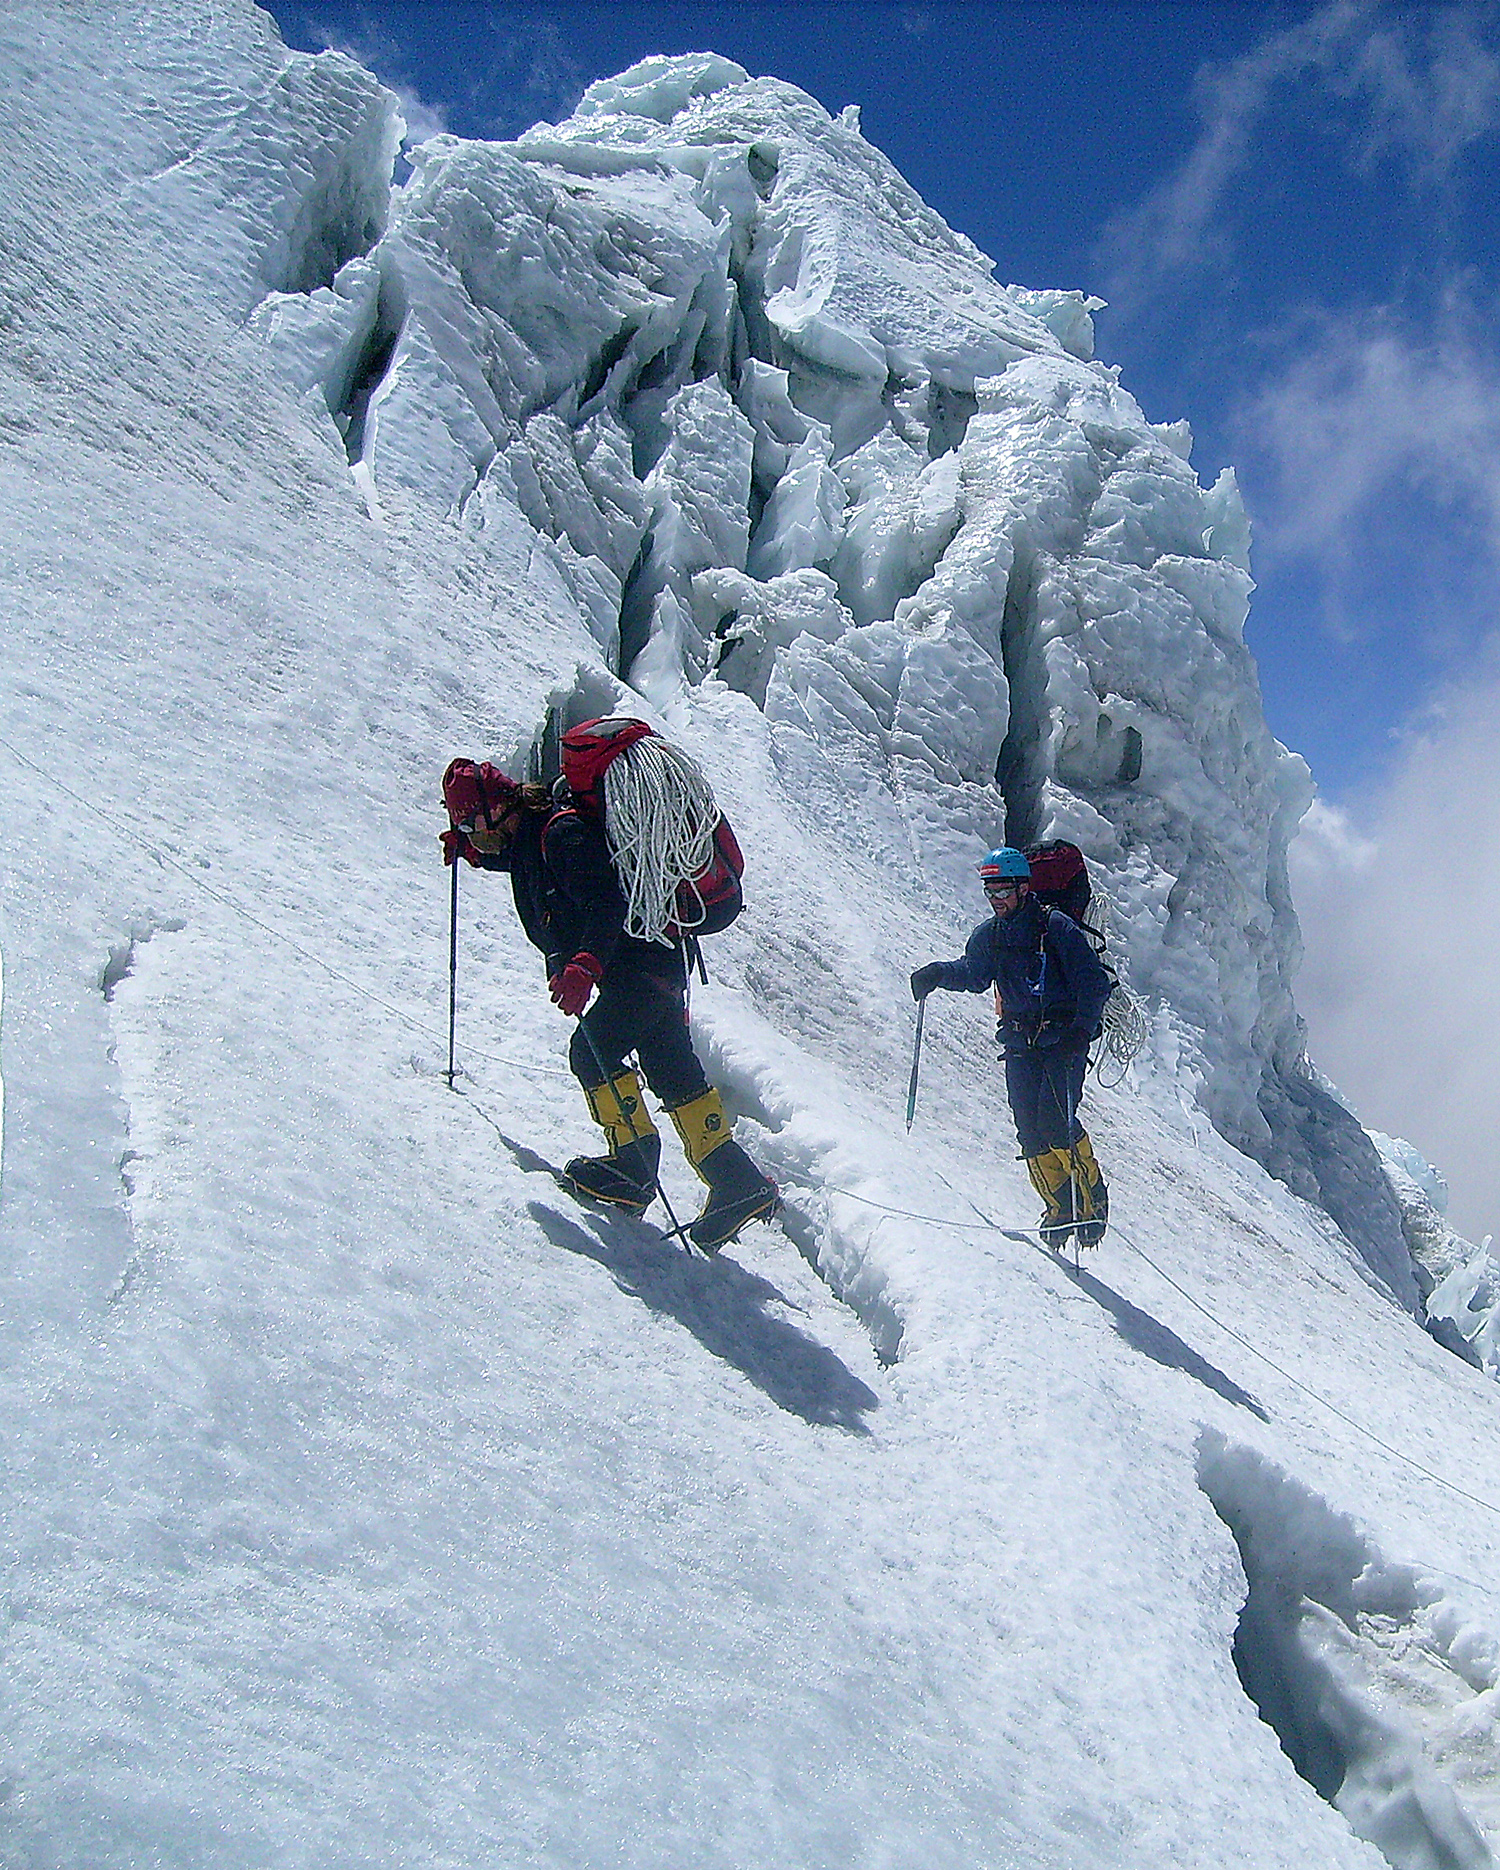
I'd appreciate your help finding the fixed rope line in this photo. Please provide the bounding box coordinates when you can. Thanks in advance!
[1110,1224,1500,1522]
[0,733,571,1082]
[807,1170,1500,1525]
[8,736,1497,1528]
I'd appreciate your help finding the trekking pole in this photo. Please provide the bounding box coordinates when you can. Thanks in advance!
[445,853,460,1089]
[574,1014,690,1245]
[906,997,926,1131]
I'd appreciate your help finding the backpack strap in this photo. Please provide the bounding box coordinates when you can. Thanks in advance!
[1036,905,1055,999]
[1037,905,1084,1009]
[539,804,581,849]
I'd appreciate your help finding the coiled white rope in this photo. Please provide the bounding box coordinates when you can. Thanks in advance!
[601,736,720,945]
[1079,888,1149,1086]
[1099,984,1150,1085]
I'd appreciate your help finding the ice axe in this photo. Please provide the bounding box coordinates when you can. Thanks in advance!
[906,996,926,1131]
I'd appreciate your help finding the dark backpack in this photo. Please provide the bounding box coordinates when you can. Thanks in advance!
[558,716,745,939]
[1025,840,1092,924]
[1026,840,1120,1003]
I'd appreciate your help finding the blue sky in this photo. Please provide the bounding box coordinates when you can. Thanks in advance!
[262,0,1500,814]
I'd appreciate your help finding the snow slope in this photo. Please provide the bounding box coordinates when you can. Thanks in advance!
[2,7,1499,1867]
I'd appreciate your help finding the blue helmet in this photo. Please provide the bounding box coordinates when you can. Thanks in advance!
[978,846,1031,883]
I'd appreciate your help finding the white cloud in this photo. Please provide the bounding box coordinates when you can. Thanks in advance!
[1096,0,1500,644]
[1290,796,1378,880]
[1101,0,1363,310]
[1232,294,1500,664]
[1340,3,1500,172]
[1126,4,1500,1244]
[289,13,451,145]
[1293,673,1500,1240]
[1244,299,1500,566]
[395,85,448,147]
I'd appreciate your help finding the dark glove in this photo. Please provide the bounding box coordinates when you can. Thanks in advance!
[440,827,481,868]
[549,952,604,1018]
[910,963,944,1001]
[997,1017,1036,1056]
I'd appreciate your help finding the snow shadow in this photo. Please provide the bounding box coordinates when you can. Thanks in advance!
[1199,1431,1495,1870]
[1070,1264,1269,1419]
[521,1193,881,1435]
[1012,1238,1268,1419]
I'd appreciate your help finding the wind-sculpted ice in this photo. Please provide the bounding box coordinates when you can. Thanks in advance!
[1372,1132,1500,1368]
[256,49,1396,1277]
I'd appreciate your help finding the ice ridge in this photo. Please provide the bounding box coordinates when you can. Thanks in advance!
[251,48,1403,1286]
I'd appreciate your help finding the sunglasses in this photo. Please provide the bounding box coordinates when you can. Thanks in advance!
[459,804,520,837]
[983,880,1024,897]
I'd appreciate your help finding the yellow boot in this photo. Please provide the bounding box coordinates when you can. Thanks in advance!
[565,1071,660,1213]
[1026,1148,1076,1245]
[667,1088,778,1252]
[1028,1136,1109,1249]
[1067,1133,1109,1247]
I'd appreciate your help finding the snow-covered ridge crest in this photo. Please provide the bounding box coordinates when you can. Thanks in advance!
[252,48,1385,1254]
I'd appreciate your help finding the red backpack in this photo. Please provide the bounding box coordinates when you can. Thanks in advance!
[558,717,745,939]
[1025,840,1092,924]
[560,717,655,805]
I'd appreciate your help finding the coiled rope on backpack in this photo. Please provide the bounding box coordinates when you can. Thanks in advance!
[1099,981,1150,1085]
[1080,887,1150,1087]
[601,736,720,945]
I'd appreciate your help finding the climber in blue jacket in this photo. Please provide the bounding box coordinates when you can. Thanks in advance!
[911,847,1112,1247]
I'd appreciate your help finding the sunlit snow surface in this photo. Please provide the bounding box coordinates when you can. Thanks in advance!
[2,6,1500,1868]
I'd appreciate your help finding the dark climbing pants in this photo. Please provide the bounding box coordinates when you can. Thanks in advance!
[1005,1043,1088,1157]
[568,964,709,1109]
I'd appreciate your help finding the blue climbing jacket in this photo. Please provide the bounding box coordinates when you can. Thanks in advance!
[925,895,1112,1038]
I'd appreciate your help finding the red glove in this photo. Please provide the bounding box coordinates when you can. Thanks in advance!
[549,952,604,1017]
[440,827,482,868]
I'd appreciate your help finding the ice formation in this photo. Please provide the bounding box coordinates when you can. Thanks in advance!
[253,45,1408,1284]
[1373,1131,1500,1371]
